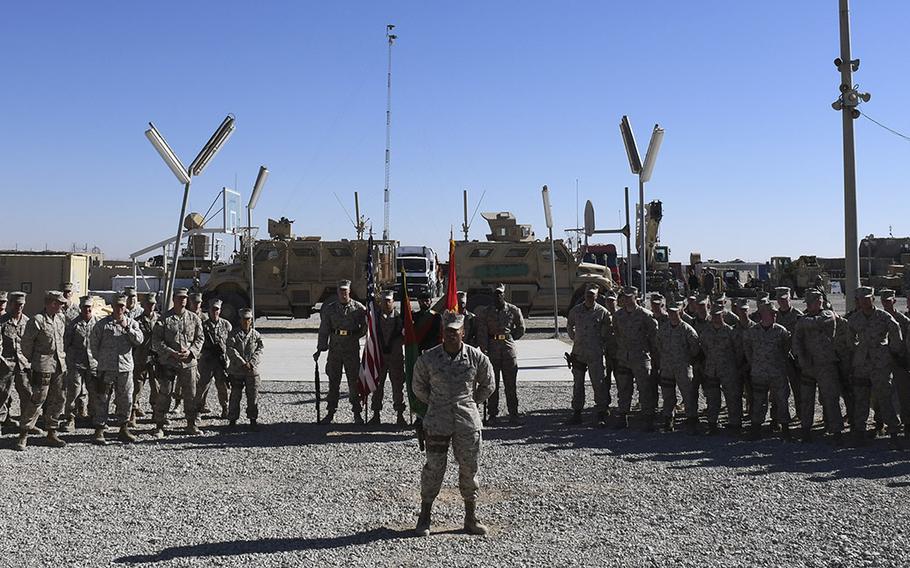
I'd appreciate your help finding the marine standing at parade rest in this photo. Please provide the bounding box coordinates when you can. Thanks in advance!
[314,280,367,425]
[612,286,658,430]
[130,292,160,426]
[196,299,232,417]
[732,298,756,417]
[743,299,792,441]
[566,284,613,425]
[152,287,205,438]
[648,293,668,415]
[226,308,264,429]
[16,291,68,451]
[412,311,494,538]
[0,292,28,435]
[90,294,143,445]
[700,303,742,434]
[846,286,903,446]
[792,289,844,444]
[371,290,407,426]
[476,283,525,425]
[655,301,699,432]
[60,296,97,432]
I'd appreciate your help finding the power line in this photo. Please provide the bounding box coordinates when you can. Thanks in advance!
[860,111,910,143]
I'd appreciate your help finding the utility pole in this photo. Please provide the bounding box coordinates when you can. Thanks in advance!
[382,24,397,241]
[462,189,470,241]
[832,0,869,311]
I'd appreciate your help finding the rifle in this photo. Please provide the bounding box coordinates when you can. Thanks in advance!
[314,360,322,424]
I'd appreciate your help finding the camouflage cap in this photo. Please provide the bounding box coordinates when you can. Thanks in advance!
[210,299,223,309]
[754,290,770,302]
[8,291,26,304]
[112,295,127,306]
[239,308,254,319]
[173,287,189,298]
[45,290,65,303]
[855,286,874,298]
[338,280,351,290]
[804,289,823,304]
[189,292,203,304]
[710,292,727,303]
[62,282,74,292]
[123,286,137,297]
[880,288,897,301]
[603,289,617,300]
[456,290,467,298]
[382,290,395,300]
[757,298,776,311]
[621,285,638,297]
[711,305,726,316]
[649,293,665,304]
[442,311,465,329]
[774,287,792,300]
[144,292,158,304]
[666,301,683,312]
[585,284,600,294]
[79,295,93,308]
[695,294,709,306]
[734,298,750,309]
[494,283,506,293]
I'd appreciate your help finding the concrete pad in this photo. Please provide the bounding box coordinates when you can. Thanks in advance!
[258,336,574,383]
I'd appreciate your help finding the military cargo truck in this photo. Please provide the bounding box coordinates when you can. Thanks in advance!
[455,212,616,316]
[203,218,397,321]
[768,255,829,297]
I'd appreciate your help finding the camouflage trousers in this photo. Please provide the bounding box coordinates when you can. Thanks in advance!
[487,352,519,418]
[326,348,361,413]
[371,355,405,413]
[132,362,159,415]
[852,369,901,435]
[421,429,482,503]
[197,357,231,414]
[16,369,65,431]
[890,358,910,428]
[63,367,90,421]
[718,371,743,428]
[571,354,609,412]
[660,367,696,419]
[615,361,653,417]
[154,365,199,425]
[227,373,260,422]
[91,371,133,428]
[0,369,24,425]
[750,374,790,427]
[799,364,843,434]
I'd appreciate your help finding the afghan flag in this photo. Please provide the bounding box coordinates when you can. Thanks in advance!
[444,236,458,314]
[401,269,427,417]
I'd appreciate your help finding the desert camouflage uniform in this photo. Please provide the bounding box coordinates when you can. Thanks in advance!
[776,306,803,414]
[19,311,67,431]
[649,311,669,412]
[318,299,367,413]
[846,309,902,434]
[567,301,612,414]
[413,343,494,503]
[132,311,160,416]
[476,302,525,418]
[613,305,658,419]
[834,311,857,426]
[885,308,910,428]
[196,317,233,415]
[656,320,700,420]
[700,322,742,427]
[63,314,97,423]
[226,326,264,422]
[734,317,756,413]
[793,309,843,434]
[63,302,81,324]
[90,315,143,427]
[0,313,29,427]
[463,309,478,347]
[372,308,406,413]
[152,309,204,426]
[743,323,792,427]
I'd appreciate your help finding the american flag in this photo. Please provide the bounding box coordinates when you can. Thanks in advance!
[358,236,383,404]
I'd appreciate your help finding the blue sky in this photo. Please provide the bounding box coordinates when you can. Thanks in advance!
[1,1,908,263]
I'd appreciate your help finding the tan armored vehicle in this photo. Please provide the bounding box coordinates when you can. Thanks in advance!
[455,212,616,316]
[768,255,829,297]
[203,217,397,321]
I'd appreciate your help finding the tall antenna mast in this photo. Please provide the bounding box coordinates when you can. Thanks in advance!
[383,24,397,240]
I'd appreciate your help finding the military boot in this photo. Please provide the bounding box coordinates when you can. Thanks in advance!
[566,410,583,426]
[14,433,28,451]
[368,411,381,425]
[185,420,202,436]
[780,424,792,442]
[127,409,138,428]
[685,417,699,436]
[219,405,229,419]
[353,411,365,425]
[318,410,335,425]
[463,501,488,536]
[660,416,673,432]
[800,427,812,443]
[396,411,407,427]
[414,501,432,537]
[59,418,76,433]
[249,419,259,432]
[46,429,66,448]
[134,407,146,418]
[118,425,137,444]
[93,427,108,446]
[152,425,166,439]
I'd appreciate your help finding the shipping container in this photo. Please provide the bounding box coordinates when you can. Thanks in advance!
[0,252,90,316]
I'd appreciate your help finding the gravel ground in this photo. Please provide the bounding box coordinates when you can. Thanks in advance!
[2,376,909,568]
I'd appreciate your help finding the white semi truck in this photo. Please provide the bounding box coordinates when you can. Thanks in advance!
[396,246,440,298]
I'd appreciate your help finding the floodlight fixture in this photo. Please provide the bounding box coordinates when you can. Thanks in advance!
[619,115,642,175]
[145,123,191,184]
[189,114,236,177]
[640,124,664,184]
[249,166,269,209]
[541,185,553,229]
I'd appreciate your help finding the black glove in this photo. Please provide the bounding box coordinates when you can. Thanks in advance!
[313,351,321,362]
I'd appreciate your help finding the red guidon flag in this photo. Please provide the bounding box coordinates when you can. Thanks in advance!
[358,236,382,403]
[445,236,458,313]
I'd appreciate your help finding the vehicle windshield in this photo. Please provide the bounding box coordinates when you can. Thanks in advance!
[398,258,428,272]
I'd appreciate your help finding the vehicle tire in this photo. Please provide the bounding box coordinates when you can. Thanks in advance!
[216,291,249,325]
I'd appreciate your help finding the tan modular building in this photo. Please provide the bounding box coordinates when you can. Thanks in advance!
[0,252,90,316]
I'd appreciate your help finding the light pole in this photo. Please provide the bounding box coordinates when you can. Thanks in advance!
[619,116,664,297]
[247,166,269,323]
[541,185,559,337]
[383,24,397,241]
[145,115,235,308]
[831,0,870,310]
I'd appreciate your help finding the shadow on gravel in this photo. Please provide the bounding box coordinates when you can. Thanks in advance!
[114,527,413,564]
[482,407,910,483]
